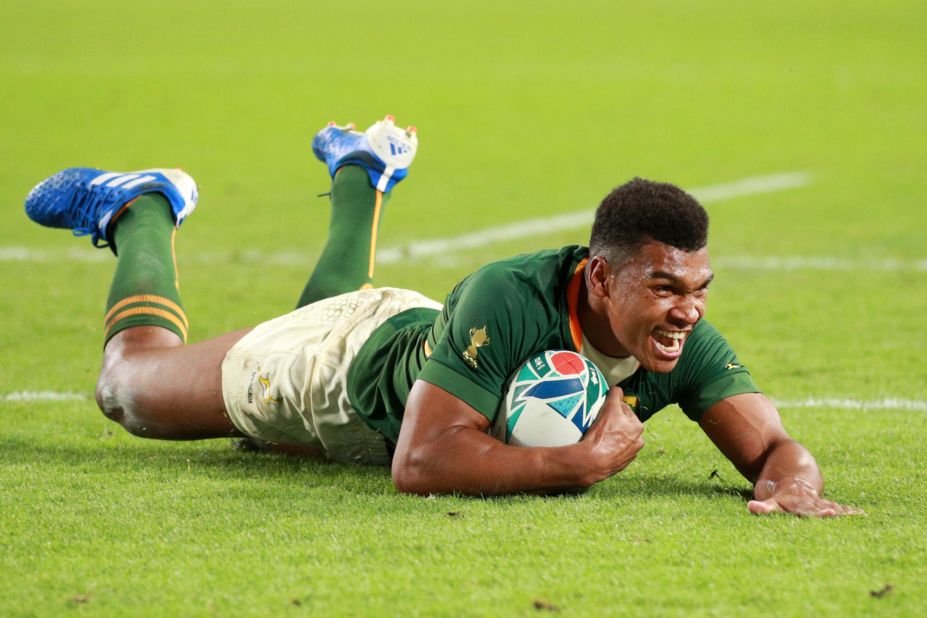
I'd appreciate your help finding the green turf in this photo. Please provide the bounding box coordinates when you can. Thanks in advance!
[2,0,926,615]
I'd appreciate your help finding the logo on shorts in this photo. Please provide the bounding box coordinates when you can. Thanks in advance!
[258,372,280,406]
[725,362,742,370]
[463,325,490,369]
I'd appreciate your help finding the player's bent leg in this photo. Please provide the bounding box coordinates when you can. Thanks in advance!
[96,326,251,440]
[296,117,418,307]
[25,165,240,440]
[26,167,198,344]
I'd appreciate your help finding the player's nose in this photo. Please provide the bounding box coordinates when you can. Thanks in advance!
[670,295,702,325]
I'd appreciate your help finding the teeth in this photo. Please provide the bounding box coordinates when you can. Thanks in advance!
[653,330,685,354]
[657,337,680,352]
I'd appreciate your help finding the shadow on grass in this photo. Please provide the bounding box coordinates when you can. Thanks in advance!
[1,433,753,505]
[0,433,390,483]
[589,476,753,503]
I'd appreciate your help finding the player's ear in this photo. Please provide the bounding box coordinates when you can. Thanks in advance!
[586,256,611,299]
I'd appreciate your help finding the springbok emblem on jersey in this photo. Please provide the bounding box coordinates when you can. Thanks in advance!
[258,373,280,406]
[463,325,490,369]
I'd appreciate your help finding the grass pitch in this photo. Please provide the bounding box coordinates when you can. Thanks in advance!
[2,1,926,615]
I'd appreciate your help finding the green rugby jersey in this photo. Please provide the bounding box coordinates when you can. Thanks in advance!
[347,245,759,444]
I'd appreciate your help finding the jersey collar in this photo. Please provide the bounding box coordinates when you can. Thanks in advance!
[566,258,588,351]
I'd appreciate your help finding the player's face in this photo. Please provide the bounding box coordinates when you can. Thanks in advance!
[603,242,713,373]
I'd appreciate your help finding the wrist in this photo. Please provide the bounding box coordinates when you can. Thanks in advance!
[549,441,594,488]
[571,440,609,488]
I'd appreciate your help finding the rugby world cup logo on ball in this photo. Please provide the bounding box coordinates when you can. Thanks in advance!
[503,350,608,447]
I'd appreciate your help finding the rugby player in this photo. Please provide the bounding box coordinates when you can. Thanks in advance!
[25,116,858,516]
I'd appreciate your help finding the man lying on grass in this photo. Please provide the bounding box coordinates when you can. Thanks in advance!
[24,116,859,516]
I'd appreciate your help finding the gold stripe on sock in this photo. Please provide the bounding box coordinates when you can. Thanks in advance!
[104,294,189,330]
[171,227,180,291]
[103,306,188,342]
[368,190,383,279]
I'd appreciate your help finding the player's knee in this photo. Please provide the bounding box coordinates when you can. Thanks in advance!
[95,366,148,436]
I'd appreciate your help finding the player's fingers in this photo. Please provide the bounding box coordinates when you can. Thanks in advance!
[584,401,615,434]
[811,497,861,517]
[747,498,783,515]
[795,499,866,517]
[783,495,838,517]
[595,397,617,418]
[600,388,625,415]
[608,387,636,416]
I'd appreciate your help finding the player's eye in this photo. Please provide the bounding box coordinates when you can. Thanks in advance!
[653,285,674,296]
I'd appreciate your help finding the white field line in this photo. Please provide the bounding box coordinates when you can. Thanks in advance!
[771,398,927,412]
[2,391,87,402]
[3,391,925,411]
[376,171,812,263]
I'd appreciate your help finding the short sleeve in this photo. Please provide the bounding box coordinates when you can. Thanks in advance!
[674,320,762,422]
[417,268,551,420]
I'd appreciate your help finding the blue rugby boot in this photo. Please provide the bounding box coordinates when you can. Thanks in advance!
[312,115,418,192]
[25,167,198,252]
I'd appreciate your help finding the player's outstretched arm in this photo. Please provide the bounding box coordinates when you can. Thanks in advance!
[699,393,862,517]
[392,382,644,496]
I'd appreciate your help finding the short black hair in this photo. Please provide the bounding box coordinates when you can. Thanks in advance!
[589,177,709,266]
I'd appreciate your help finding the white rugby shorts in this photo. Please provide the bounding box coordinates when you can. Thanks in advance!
[221,287,441,465]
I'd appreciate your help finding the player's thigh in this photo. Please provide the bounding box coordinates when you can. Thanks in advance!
[97,328,251,439]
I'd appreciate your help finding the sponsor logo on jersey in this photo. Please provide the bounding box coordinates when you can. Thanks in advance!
[622,394,639,411]
[463,326,490,369]
[247,372,256,404]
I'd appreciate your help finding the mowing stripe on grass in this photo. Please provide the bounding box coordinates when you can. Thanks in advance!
[8,171,809,266]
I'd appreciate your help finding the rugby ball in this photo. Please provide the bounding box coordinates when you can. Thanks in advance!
[499,350,608,447]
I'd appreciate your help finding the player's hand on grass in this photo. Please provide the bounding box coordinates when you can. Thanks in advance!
[579,386,644,484]
[747,477,865,517]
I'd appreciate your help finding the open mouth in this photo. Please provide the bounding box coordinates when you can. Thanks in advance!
[651,329,687,359]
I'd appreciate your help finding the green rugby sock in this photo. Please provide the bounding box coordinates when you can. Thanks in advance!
[296,165,391,308]
[103,194,188,345]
